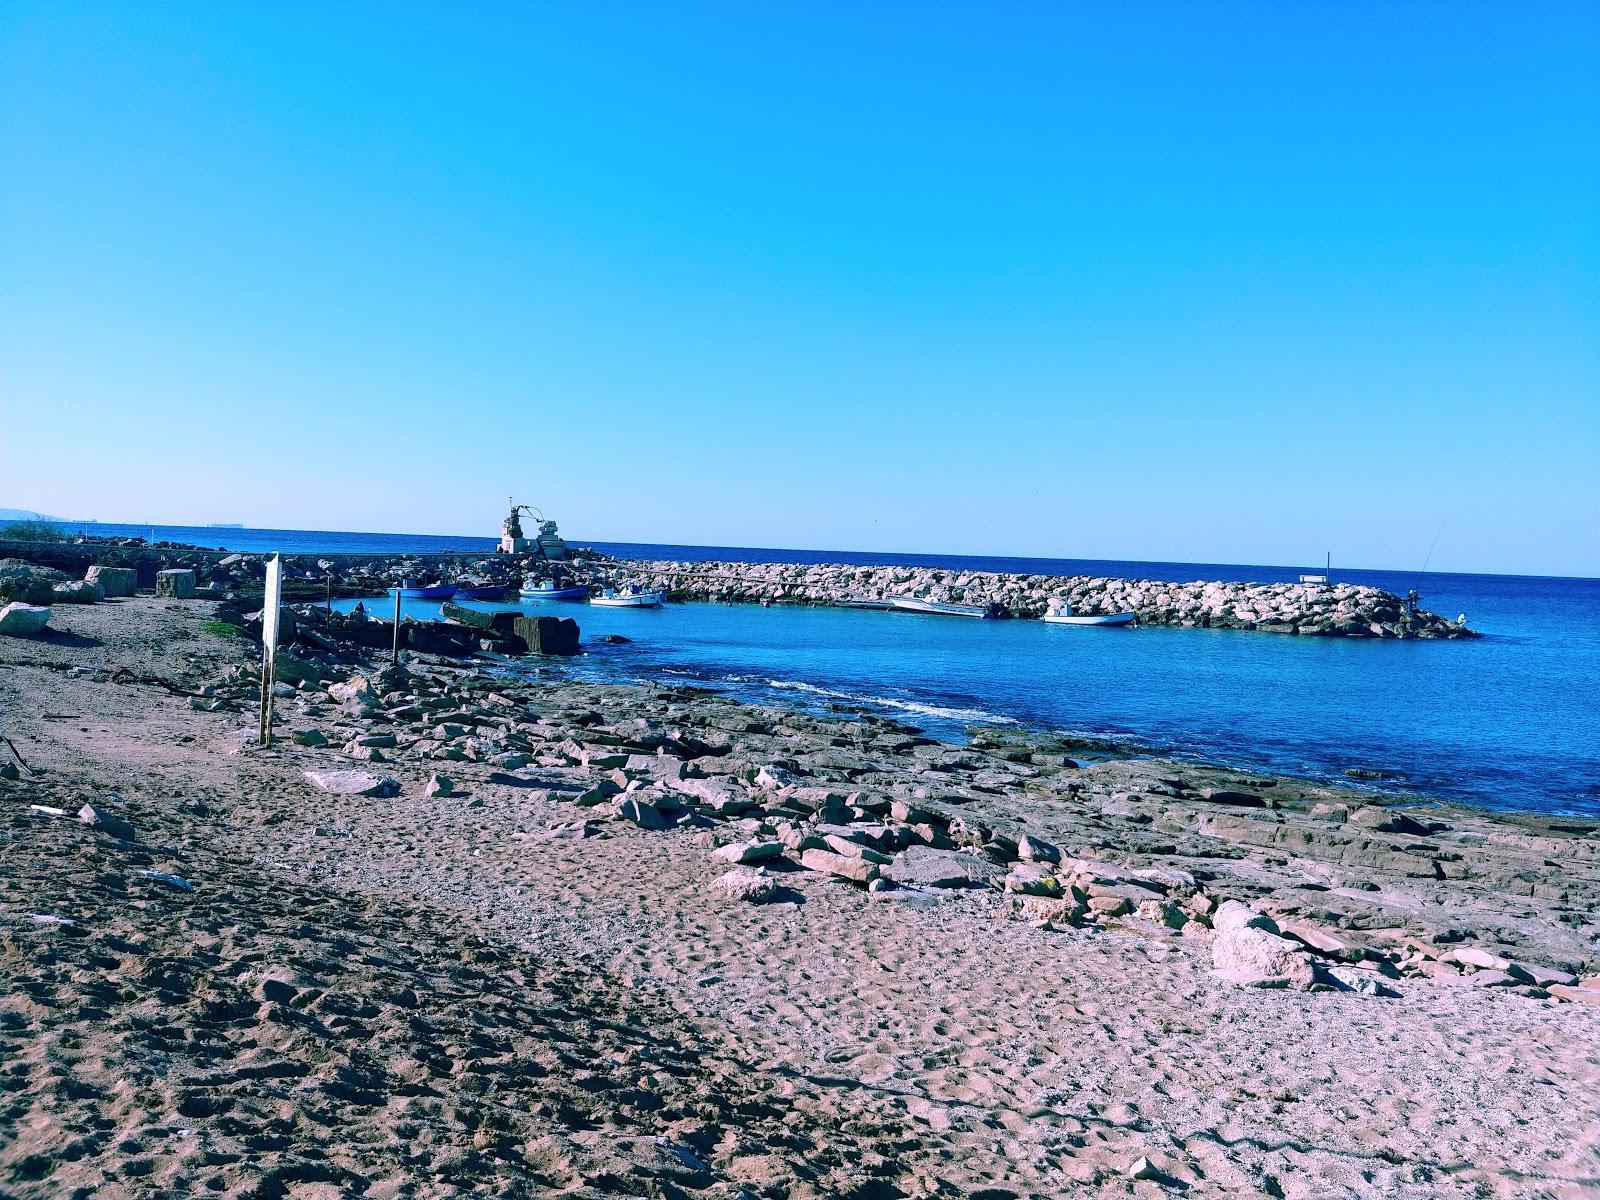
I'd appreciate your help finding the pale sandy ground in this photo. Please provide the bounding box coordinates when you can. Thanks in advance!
[1,597,1596,1199]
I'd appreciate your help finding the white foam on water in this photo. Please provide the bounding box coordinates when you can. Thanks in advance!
[764,678,1015,725]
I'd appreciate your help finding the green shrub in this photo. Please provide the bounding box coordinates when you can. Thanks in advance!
[0,519,69,542]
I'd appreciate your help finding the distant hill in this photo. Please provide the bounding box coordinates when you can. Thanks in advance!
[0,508,68,523]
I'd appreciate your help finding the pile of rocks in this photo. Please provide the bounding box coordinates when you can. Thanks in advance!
[228,602,583,665]
[603,559,1475,638]
[0,540,593,604]
[0,559,104,607]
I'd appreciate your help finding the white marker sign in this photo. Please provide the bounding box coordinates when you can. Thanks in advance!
[258,554,283,745]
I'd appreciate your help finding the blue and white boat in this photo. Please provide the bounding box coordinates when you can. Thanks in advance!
[520,580,590,601]
[388,579,456,600]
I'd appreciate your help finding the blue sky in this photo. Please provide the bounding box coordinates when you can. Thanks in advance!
[1,2,1595,575]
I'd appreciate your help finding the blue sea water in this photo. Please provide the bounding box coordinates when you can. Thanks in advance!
[50,521,1596,815]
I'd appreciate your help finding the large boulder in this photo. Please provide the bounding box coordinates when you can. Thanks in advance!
[1211,899,1278,934]
[328,674,380,713]
[513,615,580,656]
[272,653,326,685]
[0,602,51,636]
[616,795,673,830]
[51,580,104,604]
[711,867,779,903]
[1212,926,1316,988]
[85,565,137,597]
[403,621,478,657]
[0,561,65,605]
[155,569,197,599]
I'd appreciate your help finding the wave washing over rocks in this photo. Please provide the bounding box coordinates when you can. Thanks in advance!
[1,590,1594,1199]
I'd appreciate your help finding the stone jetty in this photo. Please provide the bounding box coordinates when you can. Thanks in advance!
[0,534,1475,638]
[599,559,1476,639]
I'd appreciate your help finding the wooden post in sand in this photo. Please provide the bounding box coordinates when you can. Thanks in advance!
[392,587,402,665]
[257,554,282,747]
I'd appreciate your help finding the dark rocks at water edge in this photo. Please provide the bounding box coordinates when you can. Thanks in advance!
[264,604,582,664]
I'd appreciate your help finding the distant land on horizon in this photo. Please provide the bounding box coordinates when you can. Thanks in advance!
[0,507,68,523]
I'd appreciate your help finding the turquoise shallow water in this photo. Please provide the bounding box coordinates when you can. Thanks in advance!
[342,566,1598,817]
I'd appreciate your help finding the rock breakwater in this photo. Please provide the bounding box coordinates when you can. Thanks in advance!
[602,559,1476,639]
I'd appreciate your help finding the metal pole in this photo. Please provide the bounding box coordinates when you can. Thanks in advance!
[392,587,402,665]
[257,656,272,746]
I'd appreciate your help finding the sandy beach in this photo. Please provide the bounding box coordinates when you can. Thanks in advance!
[2,594,1597,1200]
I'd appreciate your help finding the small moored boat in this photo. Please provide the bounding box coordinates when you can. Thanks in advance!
[890,595,1002,619]
[520,580,590,601]
[388,579,456,600]
[590,586,666,609]
[1041,600,1136,627]
[454,584,510,602]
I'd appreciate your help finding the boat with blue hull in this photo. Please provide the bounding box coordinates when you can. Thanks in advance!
[388,580,457,600]
[454,584,511,602]
[520,581,590,601]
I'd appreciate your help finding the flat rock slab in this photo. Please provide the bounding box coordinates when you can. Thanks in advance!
[884,846,1005,890]
[304,769,400,797]
[712,840,785,865]
[800,847,879,884]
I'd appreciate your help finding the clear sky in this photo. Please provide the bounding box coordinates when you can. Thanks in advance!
[1,2,1596,575]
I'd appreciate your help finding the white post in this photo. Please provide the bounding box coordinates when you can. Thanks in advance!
[258,554,282,746]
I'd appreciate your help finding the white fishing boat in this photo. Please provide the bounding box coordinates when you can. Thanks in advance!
[1042,600,1136,627]
[590,586,666,609]
[890,595,1001,619]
